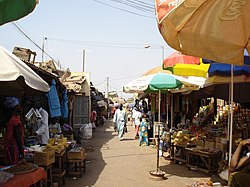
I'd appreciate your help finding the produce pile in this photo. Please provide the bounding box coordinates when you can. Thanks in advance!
[172,131,196,145]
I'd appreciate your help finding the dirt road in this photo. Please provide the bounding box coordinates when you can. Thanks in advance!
[64,119,226,187]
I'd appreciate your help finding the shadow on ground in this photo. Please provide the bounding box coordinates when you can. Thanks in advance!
[159,162,227,186]
[65,119,115,187]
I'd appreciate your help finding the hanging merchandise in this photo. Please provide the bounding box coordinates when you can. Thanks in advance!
[61,89,68,119]
[47,79,61,118]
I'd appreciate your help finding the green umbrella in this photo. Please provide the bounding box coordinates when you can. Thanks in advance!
[0,0,37,26]
[124,73,182,175]
[147,73,182,92]
[147,73,182,174]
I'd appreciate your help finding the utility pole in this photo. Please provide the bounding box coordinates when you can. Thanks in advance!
[82,49,86,72]
[106,77,109,98]
[42,37,47,64]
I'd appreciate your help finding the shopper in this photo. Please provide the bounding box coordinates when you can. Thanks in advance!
[139,114,149,146]
[229,138,250,186]
[132,107,142,139]
[113,104,127,141]
[90,109,97,130]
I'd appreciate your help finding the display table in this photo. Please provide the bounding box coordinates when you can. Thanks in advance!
[40,164,53,187]
[52,149,66,185]
[173,144,196,164]
[186,148,221,174]
[2,167,46,187]
[67,158,86,178]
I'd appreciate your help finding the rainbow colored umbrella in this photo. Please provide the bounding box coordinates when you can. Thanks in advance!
[169,61,250,79]
[163,51,200,72]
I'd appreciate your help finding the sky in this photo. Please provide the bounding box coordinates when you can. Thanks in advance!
[0,0,175,99]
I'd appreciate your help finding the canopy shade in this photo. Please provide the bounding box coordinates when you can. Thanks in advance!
[0,0,37,26]
[123,73,182,94]
[0,46,50,96]
[155,0,250,65]
[190,82,250,104]
[163,51,200,71]
[170,61,250,78]
[143,66,171,76]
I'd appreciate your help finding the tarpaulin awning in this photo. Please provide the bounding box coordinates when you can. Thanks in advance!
[0,45,49,96]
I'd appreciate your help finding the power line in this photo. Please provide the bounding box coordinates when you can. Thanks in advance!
[110,0,154,13]
[11,22,64,69]
[47,37,165,50]
[92,0,155,19]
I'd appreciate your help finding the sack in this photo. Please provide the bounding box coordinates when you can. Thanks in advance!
[79,123,93,139]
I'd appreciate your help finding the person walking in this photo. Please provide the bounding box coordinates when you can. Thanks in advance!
[139,113,149,146]
[113,104,127,141]
[132,107,142,139]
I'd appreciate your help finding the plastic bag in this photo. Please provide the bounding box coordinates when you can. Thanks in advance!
[79,123,92,140]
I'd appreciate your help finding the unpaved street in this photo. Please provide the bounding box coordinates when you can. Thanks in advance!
[65,120,226,187]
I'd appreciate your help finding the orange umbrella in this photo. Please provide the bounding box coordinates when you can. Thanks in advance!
[155,0,250,66]
[142,66,171,76]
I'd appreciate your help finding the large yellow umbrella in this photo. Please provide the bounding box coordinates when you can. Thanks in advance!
[155,0,250,170]
[155,0,250,66]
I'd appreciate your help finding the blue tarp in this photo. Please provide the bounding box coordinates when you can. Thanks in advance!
[47,79,61,118]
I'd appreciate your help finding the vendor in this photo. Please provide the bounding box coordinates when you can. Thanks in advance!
[3,97,24,165]
[49,117,62,137]
[60,118,73,140]
[229,138,250,186]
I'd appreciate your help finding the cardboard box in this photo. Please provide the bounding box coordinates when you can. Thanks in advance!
[67,148,85,160]
[34,148,55,166]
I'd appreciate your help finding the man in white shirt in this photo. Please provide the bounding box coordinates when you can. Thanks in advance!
[132,107,142,139]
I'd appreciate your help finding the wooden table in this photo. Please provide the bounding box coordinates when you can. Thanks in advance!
[52,149,66,185]
[2,167,46,187]
[40,163,53,187]
[173,144,196,164]
[67,157,86,178]
[186,148,221,174]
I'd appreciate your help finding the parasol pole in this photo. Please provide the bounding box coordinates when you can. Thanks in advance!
[157,89,161,171]
[227,86,231,141]
[171,92,174,129]
[166,92,169,126]
[229,65,234,164]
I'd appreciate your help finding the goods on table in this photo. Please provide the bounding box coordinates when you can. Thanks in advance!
[67,147,85,160]
[4,162,38,174]
[47,137,67,153]
[0,171,13,183]
[186,179,213,187]
[34,147,55,166]
[172,131,196,145]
